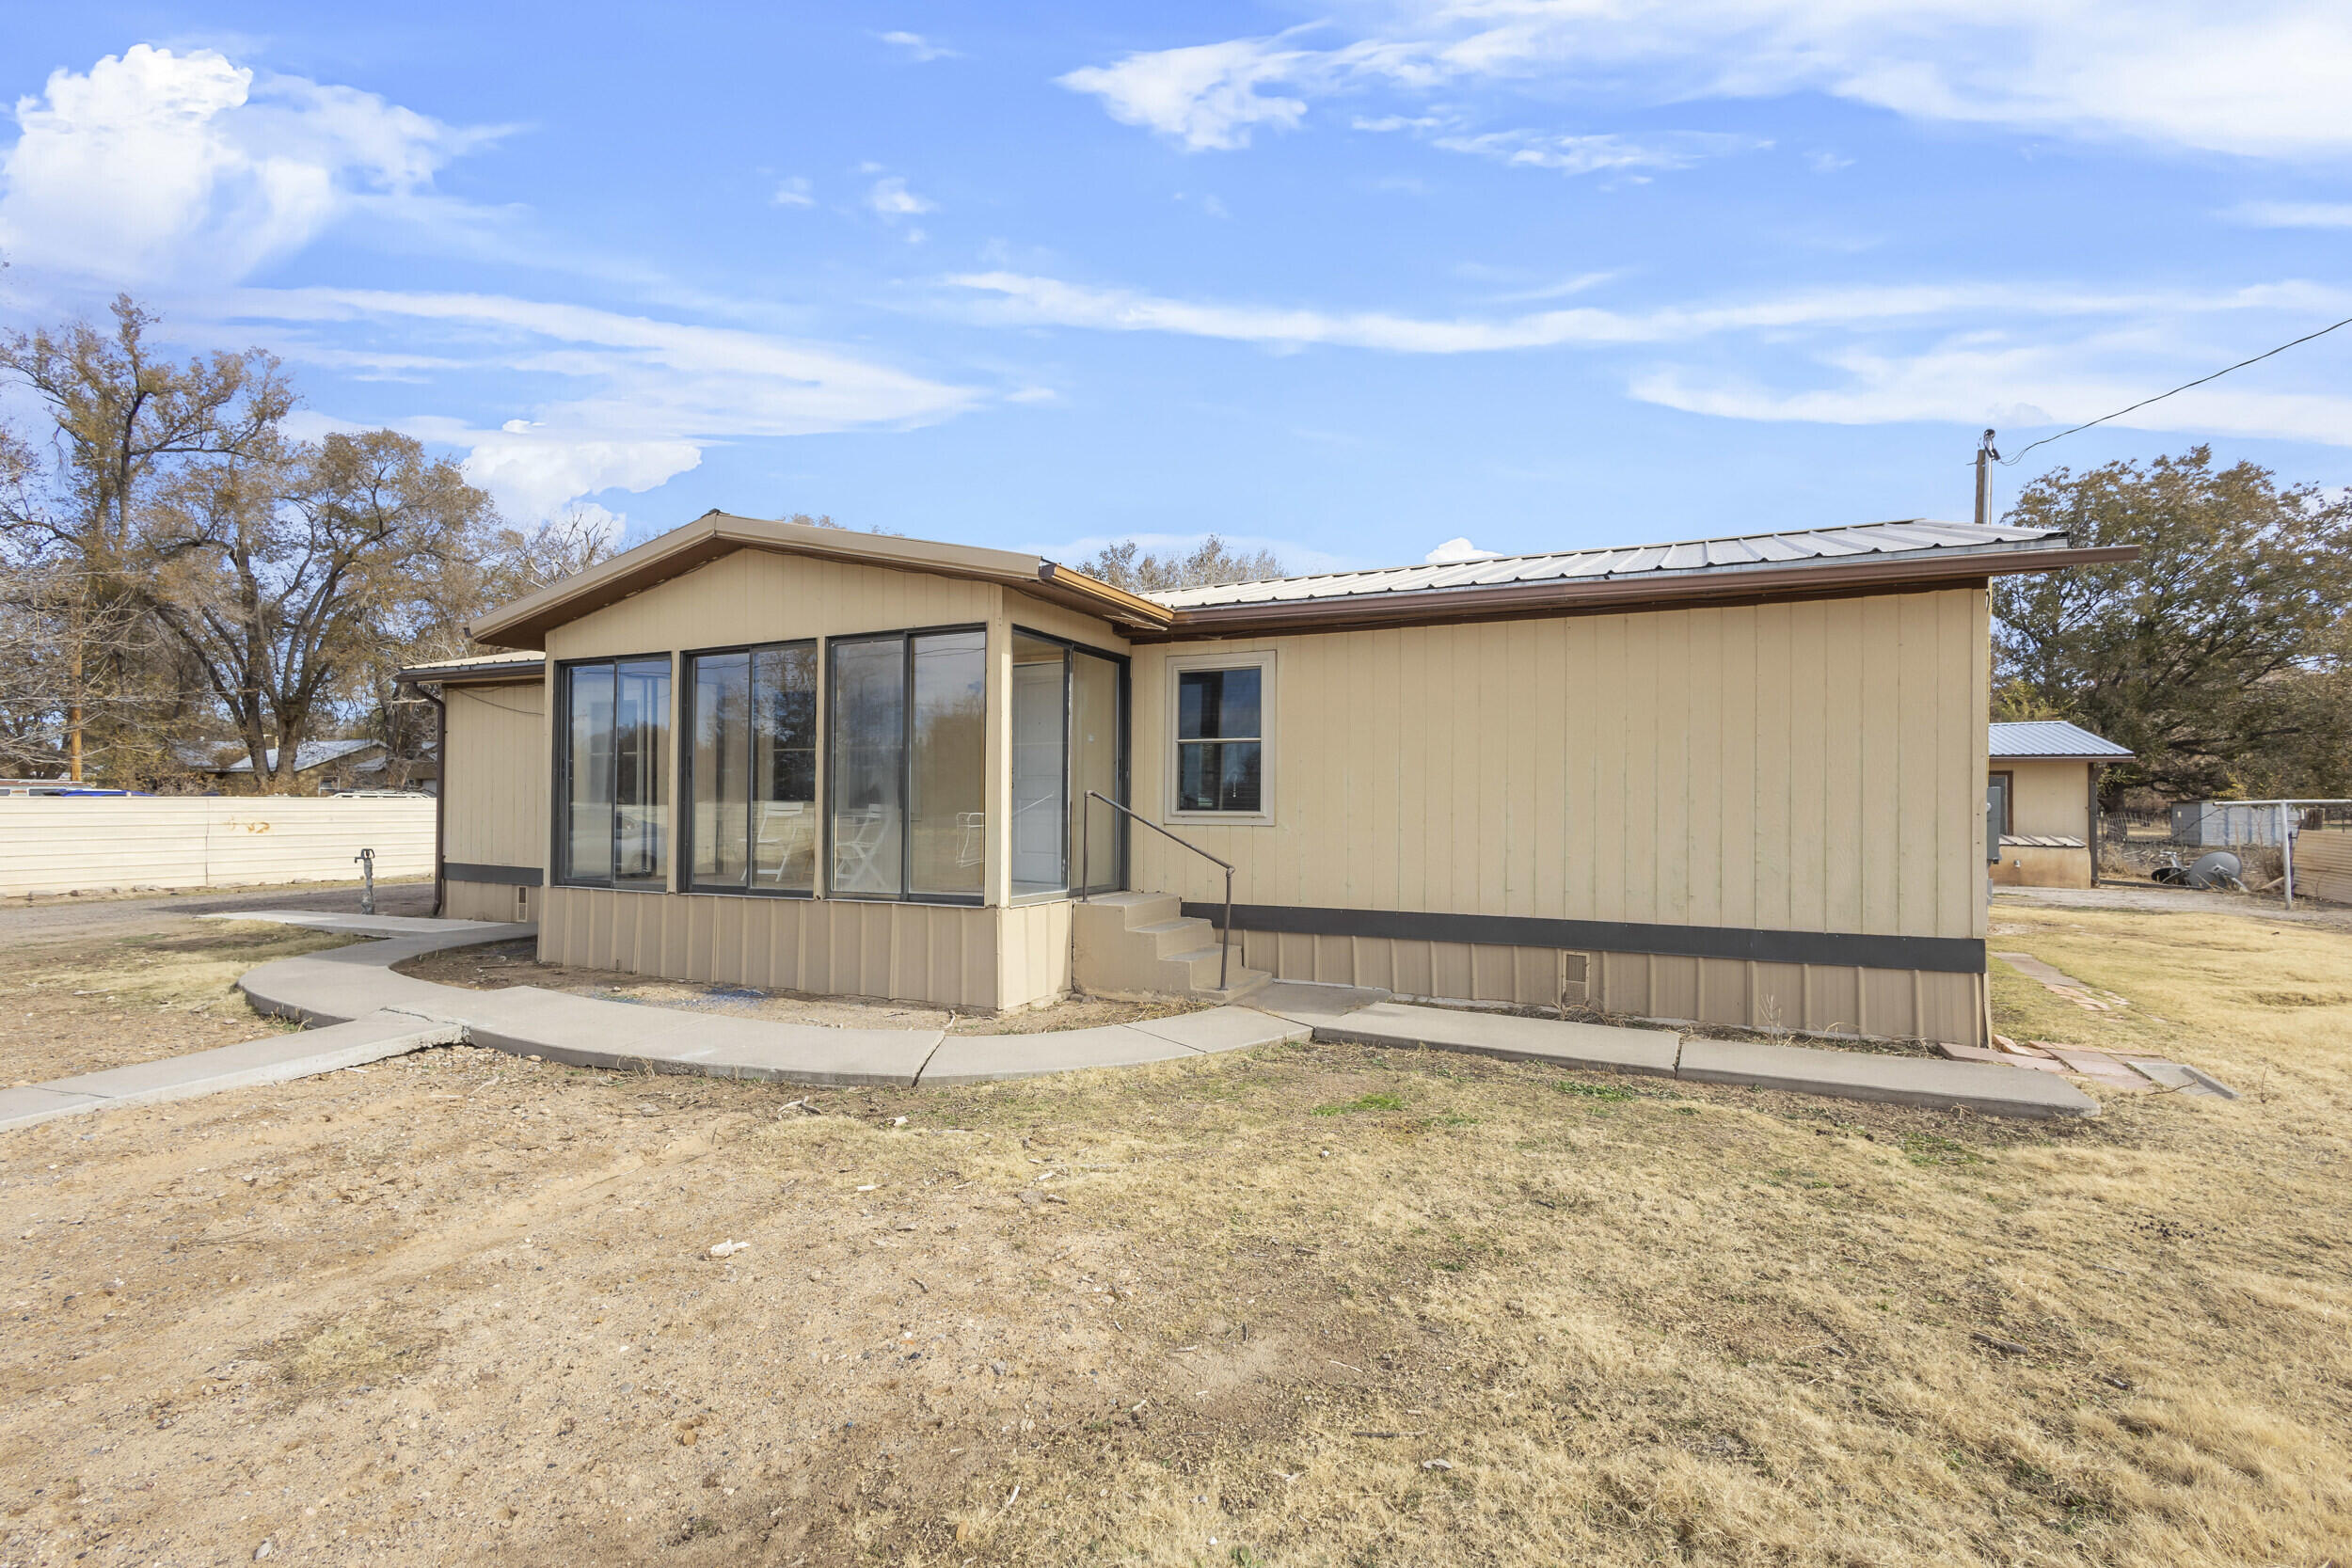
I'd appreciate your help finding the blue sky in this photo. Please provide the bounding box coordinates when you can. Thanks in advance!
[3,3,2347,571]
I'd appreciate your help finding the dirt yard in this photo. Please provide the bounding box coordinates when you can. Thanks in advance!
[0,895,2345,1566]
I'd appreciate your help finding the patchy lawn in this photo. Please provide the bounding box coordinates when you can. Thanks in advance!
[0,918,358,1084]
[0,902,2344,1565]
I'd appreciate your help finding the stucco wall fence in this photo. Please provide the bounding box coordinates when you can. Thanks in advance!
[0,797,435,897]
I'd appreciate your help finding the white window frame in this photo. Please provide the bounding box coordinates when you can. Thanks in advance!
[1164,650,1276,826]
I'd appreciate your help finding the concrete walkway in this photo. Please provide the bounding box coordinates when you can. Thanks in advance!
[0,912,2104,1131]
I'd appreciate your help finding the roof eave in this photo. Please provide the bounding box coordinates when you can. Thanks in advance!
[396,657,548,688]
[467,512,1172,647]
[1139,544,2137,641]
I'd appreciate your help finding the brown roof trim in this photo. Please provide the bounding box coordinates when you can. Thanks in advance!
[1134,545,2136,641]
[468,512,1172,648]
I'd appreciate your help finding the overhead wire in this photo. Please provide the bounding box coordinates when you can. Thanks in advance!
[1995,312,2352,467]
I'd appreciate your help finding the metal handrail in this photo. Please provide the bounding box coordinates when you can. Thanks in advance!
[1079,789,1235,990]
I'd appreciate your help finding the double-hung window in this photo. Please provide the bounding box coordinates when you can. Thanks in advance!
[686,641,818,894]
[828,628,987,902]
[1171,657,1269,817]
[558,656,672,887]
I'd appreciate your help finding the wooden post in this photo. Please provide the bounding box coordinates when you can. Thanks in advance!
[1974,429,1998,529]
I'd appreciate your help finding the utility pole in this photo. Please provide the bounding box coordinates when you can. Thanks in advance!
[1974,428,1999,528]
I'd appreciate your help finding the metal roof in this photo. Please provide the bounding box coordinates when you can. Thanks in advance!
[1988,721,2134,760]
[1146,519,2067,609]
[397,651,547,684]
[178,737,387,774]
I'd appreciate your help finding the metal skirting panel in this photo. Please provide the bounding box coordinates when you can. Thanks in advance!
[446,879,537,923]
[537,885,1030,1010]
[1223,928,1987,1047]
[1183,901,1984,974]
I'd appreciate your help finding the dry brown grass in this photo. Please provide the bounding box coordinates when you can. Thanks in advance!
[0,902,2344,1565]
[0,918,355,1083]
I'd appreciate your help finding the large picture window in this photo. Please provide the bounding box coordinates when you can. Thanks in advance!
[828,628,987,902]
[1173,661,1265,816]
[687,641,818,894]
[558,656,672,887]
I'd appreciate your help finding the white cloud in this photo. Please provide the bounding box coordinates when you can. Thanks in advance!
[1630,339,2352,448]
[227,287,979,518]
[0,44,502,286]
[947,270,2352,447]
[1057,38,1313,150]
[948,270,2348,355]
[878,31,957,62]
[866,175,935,216]
[453,420,703,521]
[1430,129,1765,176]
[771,176,815,207]
[2227,200,2352,228]
[1425,536,1499,563]
[1059,3,2352,160]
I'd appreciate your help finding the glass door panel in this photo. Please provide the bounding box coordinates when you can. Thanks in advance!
[1011,633,1069,895]
[1070,649,1122,894]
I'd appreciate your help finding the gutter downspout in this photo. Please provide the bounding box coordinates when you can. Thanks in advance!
[2088,762,2103,888]
[417,682,447,918]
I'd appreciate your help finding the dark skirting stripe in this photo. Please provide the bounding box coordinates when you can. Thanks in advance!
[1178,901,1985,974]
[444,862,545,887]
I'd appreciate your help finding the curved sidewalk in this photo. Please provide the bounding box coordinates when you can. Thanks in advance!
[0,912,2100,1131]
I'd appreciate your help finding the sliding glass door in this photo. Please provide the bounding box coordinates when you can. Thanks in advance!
[556,655,672,889]
[687,641,818,894]
[828,628,986,902]
[1009,628,1126,897]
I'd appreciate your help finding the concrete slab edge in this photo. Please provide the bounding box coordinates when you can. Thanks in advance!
[1312,1022,2100,1120]
[1307,1021,1679,1078]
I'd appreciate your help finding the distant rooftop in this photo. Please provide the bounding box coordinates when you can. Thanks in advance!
[178,737,387,775]
[1989,721,2133,760]
[1149,519,2071,609]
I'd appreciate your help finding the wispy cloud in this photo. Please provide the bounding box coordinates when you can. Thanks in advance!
[1431,129,1767,177]
[2225,200,2352,228]
[1631,338,2352,447]
[877,31,958,62]
[219,287,979,518]
[947,270,2349,355]
[771,176,815,207]
[866,175,935,217]
[1058,2,2352,160]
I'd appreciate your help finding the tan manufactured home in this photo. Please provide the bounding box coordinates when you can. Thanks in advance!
[401,512,2126,1048]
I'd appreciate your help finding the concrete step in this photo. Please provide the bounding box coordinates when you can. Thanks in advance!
[1133,916,1216,958]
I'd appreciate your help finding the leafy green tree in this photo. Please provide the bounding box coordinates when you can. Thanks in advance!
[1993,447,2352,805]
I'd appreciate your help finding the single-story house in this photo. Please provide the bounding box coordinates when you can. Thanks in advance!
[178,736,389,793]
[401,512,2125,1046]
[1986,721,2134,889]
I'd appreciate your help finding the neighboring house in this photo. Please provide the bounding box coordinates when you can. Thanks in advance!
[179,737,390,793]
[403,511,2124,1047]
[1986,721,2134,889]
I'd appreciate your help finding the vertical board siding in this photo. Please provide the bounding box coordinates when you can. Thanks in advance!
[444,681,546,871]
[1128,588,1990,1043]
[1127,588,1985,941]
[538,885,1038,1009]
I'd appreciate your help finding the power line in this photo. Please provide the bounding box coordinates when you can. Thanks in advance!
[1998,311,2352,467]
